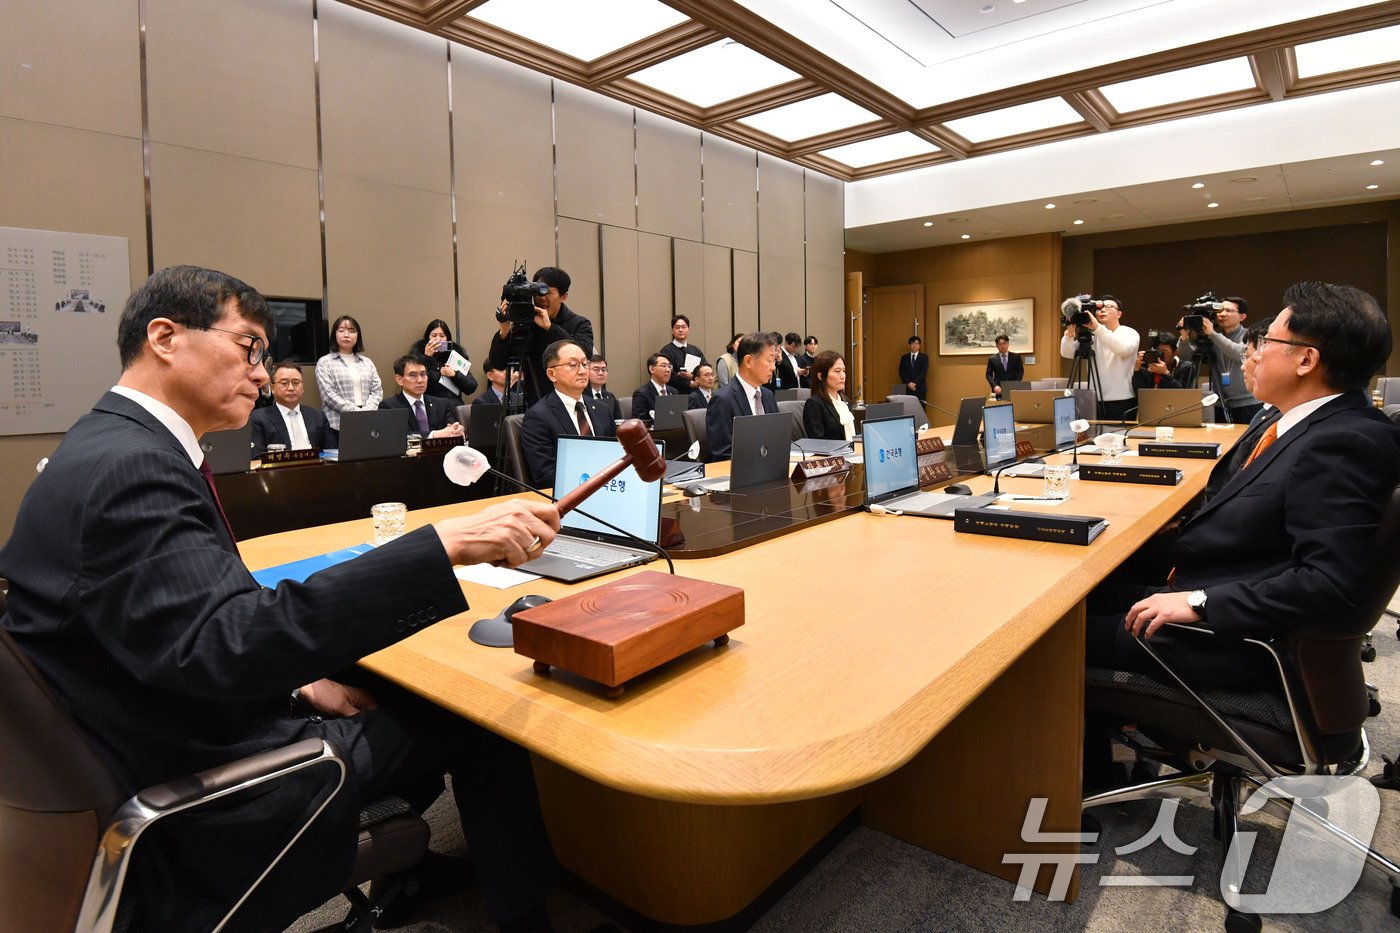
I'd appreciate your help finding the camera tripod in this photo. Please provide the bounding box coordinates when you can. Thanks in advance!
[1187,337,1234,425]
[1065,333,1106,420]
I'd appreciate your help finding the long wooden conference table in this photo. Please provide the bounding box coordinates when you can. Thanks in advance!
[241,425,1244,925]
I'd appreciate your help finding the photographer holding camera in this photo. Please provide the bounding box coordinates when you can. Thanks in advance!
[1059,294,1140,420]
[1132,335,1184,392]
[489,265,594,407]
[1175,295,1262,423]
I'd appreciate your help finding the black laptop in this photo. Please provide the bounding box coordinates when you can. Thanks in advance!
[335,409,405,462]
[652,394,690,431]
[687,412,791,492]
[468,403,505,451]
[862,401,903,423]
[950,397,986,447]
[200,423,252,475]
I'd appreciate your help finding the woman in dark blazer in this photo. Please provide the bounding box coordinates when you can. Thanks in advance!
[802,351,855,441]
[410,318,479,402]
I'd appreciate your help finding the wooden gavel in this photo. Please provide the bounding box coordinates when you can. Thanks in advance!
[554,419,667,517]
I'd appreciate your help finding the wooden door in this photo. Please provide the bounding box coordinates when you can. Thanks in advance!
[845,271,863,400]
[864,284,924,404]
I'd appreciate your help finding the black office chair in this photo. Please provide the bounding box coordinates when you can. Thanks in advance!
[1083,483,1400,932]
[617,396,633,422]
[0,590,430,932]
[776,400,805,441]
[681,407,710,463]
[884,394,925,427]
[500,413,529,485]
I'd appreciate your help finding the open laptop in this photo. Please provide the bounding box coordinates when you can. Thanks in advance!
[652,394,690,431]
[983,402,1018,466]
[1003,396,1080,477]
[200,423,252,475]
[862,415,996,519]
[686,412,792,493]
[519,435,663,583]
[335,409,405,462]
[1011,389,1063,424]
[1000,380,1031,394]
[1133,388,1210,431]
[950,397,985,447]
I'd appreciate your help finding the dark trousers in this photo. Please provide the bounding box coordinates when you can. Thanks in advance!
[1100,397,1136,421]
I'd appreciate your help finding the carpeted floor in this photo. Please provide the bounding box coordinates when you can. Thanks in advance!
[289,609,1400,932]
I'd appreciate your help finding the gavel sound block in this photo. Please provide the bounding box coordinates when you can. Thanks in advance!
[510,572,744,698]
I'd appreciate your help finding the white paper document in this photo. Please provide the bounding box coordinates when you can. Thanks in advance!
[454,563,539,588]
[440,349,471,391]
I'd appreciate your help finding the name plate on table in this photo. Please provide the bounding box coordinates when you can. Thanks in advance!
[260,447,321,466]
[798,471,849,494]
[919,460,952,486]
[954,508,1108,545]
[1137,442,1221,459]
[420,435,465,454]
[1078,464,1183,486]
[1016,439,1036,459]
[792,455,848,481]
[915,436,945,454]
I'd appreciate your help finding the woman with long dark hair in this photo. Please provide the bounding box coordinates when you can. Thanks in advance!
[410,318,479,402]
[802,350,855,441]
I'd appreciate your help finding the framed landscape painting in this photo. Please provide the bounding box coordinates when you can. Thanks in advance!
[938,298,1033,356]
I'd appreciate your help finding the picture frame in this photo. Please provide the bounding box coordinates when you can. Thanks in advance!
[937,298,1034,357]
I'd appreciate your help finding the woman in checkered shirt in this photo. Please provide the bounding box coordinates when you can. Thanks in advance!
[315,315,383,431]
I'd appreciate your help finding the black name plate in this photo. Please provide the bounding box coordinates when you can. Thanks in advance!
[954,508,1108,546]
[1078,464,1183,485]
[1137,442,1220,459]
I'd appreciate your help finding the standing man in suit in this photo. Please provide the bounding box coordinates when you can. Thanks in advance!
[707,332,779,458]
[474,362,524,410]
[0,265,563,932]
[657,314,706,395]
[520,339,616,486]
[630,353,674,426]
[586,353,622,421]
[899,335,928,402]
[782,333,809,388]
[379,355,464,439]
[984,335,1024,398]
[800,335,819,375]
[250,360,334,454]
[688,363,717,409]
[766,332,799,392]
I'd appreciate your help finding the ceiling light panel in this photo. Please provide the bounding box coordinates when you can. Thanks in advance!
[942,97,1082,143]
[1294,23,1400,79]
[820,133,939,167]
[629,40,801,107]
[469,0,689,63]
[738,93,881,141]
[1099,58,1257,113]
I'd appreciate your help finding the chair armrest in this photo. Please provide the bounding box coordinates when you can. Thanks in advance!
[137,737,332,810]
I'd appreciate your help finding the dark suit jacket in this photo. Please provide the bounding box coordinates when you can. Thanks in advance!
[985,351,1024,389]
[706,376,778,459]
[410,338,479,400]
[658,342,706,395]
[378,392,459,435]
[0,392,468,930]
[520,392,617,487]
[487,303,594,406]
[898,352,929,399]
[630,381,677,426]
[249,403,334,455]
[688,388,714,410]
[1202,405,1279,501]
[1172,393,1400,638]
[802,394,845,441]
[767,354,799,392]
[586,387,622,421]
[473,386,525,409]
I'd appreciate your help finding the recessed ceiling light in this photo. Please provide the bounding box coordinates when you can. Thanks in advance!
[1230,176,1257,183]
[948,217,970,223]
[923,221,934,227]
[1073,219,1085,225]
[1371,159,1385,166]
[1044,203,1056,209]
[1367,184,1380,190]
[1191,182,1205,189]
[980,4,995,12]
[1074,198,1098,204]
[961,234,972,239]
[1207,202,1220,208]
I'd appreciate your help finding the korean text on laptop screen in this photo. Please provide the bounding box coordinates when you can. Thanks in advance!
[1053,395,1077,448]
[983,404,1017,465]
[553,436,661,543]
[861,416,918,500]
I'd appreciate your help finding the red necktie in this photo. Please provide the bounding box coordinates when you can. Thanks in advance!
[198,458,240,552]
[574,401,592,436]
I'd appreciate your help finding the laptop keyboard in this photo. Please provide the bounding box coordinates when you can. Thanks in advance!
[545,537,636,568]
[891,491,960,510]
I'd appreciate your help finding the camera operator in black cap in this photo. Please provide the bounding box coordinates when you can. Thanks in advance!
[488,266,594,408]
[1176,295,1262,423]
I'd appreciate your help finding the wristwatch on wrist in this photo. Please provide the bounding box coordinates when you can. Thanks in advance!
[1187,589,1208,619]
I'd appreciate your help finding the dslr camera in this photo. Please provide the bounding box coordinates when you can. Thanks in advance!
[1181,292,1222,333]
[1060,294,1100,328]
[496,262,550,326]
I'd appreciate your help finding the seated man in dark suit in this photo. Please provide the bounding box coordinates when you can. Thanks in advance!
[707,332,779,459]
[630,353,676,426]
[984,334,1024,398]
[899,335,928,402]
[379,355,463,439]
[1085,282,1400,785]
[688,363,717,409]
[0,264,563,932]
[474,362,524,409]
[520,339,616,487]
[586,353,622,421]
[250,360,334,454]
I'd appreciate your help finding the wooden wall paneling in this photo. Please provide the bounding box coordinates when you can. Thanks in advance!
[701,134,758,251]
[319,0,450,193]
[554,83,636,228]
[638,233,677,375]
[636,110,702,242]
[557,218,601,355]
[733,250,759,339]
[0,0,141,138]
[757,154,804,261]
[601,226,641,384]
[148,146,321,298]
[451,44,555,212]
[701,244,733,361]
[145,0,316,168]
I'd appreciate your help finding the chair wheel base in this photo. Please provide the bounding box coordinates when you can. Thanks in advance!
[1362,644,1377,662]
[1225,908,1261,933]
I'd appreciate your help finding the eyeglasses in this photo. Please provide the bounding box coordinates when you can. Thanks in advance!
[192,324,267,366]
[273,378,303,387]
[1254,335,1316,353]
[548,360,588,372]
[402,370,429,379]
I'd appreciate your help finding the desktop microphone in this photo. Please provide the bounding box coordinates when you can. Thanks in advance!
[920,400,959,422]
[989,446,1048,497]
[1069,418,1091,468]
[1127,393,1220,438]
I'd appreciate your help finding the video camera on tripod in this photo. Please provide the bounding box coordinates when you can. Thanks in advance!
[1060,294,1102,328]
[1181,292,1223,335]
[496,261,550,327]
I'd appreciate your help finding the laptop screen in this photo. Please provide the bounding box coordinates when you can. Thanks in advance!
[1053,395,1077,448]
[861,416,918,500]
[553,436,662,543]
[983,404,1016,465]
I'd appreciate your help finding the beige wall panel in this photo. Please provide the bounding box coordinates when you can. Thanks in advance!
[451,44,554,212]
[673,239,705,346]
[319,1,450,193]
[557,218,600,352]
[0,118,147,286]
[555,84,635,229]
[323,171,455,391]
[636,110,701,242]
[759,255,805,334]
[700,245,732,359]
[145,0,316,168]
[758,154,804,261]
[601,226,641,386]
[0,434,65,542]
[702,134,757,251]
[805,262,844,350]
[0,0,141,138]
[637,233,675,367]
[149,144,321,297]
[804,171,845,268]
[733,251,759,336]
[456,198,556,380]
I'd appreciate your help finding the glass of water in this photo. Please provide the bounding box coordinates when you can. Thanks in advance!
[405,433,423,457]
[1100,434,1126,465]
[371,502,407,545]
[1043,464,1072,500]
[1155,426,1175,441]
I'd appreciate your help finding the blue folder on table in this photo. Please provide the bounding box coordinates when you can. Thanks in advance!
[251,543,375,588]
